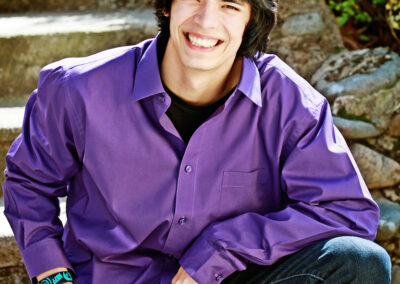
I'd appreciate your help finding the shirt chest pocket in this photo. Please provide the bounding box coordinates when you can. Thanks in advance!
[218,169,269,218]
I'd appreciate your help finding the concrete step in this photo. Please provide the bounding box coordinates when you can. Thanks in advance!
[0,9,158,101]
[0,106,25,197]
[0,0,152,14]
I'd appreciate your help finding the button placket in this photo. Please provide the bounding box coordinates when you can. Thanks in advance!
[161,129,205,253]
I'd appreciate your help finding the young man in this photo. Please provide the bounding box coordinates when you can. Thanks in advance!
[3,0,391,283]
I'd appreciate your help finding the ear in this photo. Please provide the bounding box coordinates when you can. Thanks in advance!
[162,9,170,17]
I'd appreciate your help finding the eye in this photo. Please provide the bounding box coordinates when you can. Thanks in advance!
[223,4,239,10]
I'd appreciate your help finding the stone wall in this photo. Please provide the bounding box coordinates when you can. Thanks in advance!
[269,0,400,279]
[269,0,344,80]
[311,47,400,277]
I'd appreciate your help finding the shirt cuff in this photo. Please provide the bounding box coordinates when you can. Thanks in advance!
[179,237,246,283]
[21,238,74,280]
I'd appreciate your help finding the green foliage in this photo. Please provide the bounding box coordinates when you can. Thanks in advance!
[327,0,400,46]
[328,0,383,27]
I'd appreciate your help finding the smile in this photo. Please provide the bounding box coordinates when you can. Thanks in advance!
[185,32,221,48]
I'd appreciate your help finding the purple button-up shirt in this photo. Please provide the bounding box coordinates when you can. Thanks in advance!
[4,35,379,284]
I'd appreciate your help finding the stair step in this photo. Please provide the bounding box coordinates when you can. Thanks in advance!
[0,107,24,131]
[0,0,152,14]
[0,9,158,101]
[0,106,25,198]
[0,10,157,37]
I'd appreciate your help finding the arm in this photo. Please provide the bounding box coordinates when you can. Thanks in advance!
[3,64,83,281]
[179,99,379,283]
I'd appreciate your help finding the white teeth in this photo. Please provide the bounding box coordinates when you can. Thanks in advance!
[188,34,218,48]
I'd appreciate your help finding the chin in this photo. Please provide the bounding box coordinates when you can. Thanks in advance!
[183,59,218,71]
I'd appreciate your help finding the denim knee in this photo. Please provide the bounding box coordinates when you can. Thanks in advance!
[320,236,391,284]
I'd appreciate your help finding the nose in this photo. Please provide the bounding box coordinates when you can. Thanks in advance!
[193,2,219,29]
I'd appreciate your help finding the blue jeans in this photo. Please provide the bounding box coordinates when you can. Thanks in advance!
[222,236,391,283]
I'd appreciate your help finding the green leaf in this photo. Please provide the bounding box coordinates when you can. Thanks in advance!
[338,14,349,26]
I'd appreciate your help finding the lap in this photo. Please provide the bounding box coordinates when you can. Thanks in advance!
[222,236,391,284]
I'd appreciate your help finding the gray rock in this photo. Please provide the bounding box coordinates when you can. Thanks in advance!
[281,12,326,36]
[332,79,400,130]
[375,197,400,241]
[376,135,399,152]
[350,143,400,189]
[269,0,344,80]
[333,116,382,139]
[392,265,400,284]
[365,136,400,163]
[389,113,400,137]
[312,48,400,102]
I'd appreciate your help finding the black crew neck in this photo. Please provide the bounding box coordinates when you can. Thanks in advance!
[165,85,235,143]
[163,83,235,111]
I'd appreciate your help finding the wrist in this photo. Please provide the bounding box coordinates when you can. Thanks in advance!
[36,267,68,281]
[33,268,75,284]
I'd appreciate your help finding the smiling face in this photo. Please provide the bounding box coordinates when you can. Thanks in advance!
[165,0,251,73]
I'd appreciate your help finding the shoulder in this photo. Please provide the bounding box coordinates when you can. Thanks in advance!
[34,37,155,111]
[255,53,327,121]
[33,37,155,121]
[39,38,154,87]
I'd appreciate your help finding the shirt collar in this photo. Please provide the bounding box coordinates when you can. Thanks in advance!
[132,33,165,102]
[132,34,262,107]
[237,56,262,107]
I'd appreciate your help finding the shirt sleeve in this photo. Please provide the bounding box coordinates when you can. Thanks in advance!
[179,98,379,283]
[3,63,83,279]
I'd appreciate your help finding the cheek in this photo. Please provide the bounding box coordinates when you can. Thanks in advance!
[225,18,248,41]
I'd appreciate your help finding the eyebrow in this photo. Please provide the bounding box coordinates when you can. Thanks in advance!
[222,0,246,6]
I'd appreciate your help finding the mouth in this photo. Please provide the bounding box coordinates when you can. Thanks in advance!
[184,32,223,49]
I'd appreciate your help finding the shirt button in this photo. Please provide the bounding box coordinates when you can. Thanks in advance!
[184,165,192,173]
[167,254,174,259]
[215,273,223,281]
[178,217,187,225]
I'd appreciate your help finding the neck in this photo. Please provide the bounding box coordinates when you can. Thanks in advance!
[160,40,242,106]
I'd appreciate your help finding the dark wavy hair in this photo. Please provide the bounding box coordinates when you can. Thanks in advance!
[153,0,278,58]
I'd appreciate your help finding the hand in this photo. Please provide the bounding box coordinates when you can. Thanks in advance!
[35,267,73,283]
[171,266,198,284]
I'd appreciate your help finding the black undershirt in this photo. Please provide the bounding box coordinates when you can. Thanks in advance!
[157,33,235,143]
[165,86,234,143]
